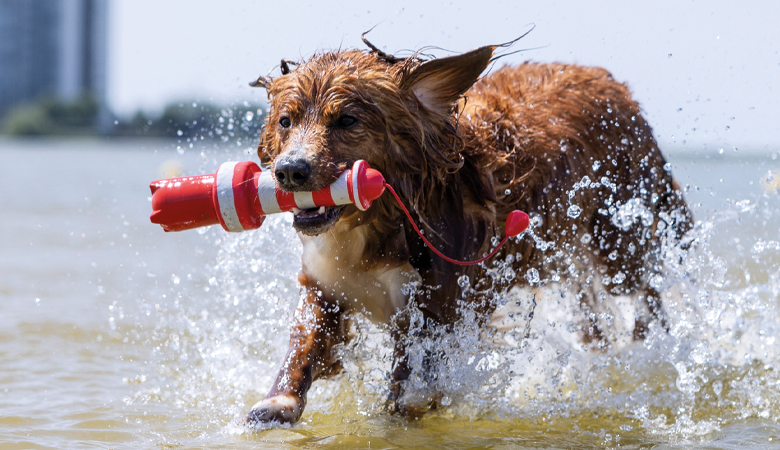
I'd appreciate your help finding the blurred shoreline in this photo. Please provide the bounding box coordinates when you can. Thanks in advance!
[0,135,181,151]
[0,96,266,140]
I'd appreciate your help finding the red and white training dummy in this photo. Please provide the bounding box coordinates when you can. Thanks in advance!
[149,160,529,266]
[150,160,384,233]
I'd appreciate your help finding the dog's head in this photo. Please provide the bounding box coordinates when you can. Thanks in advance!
[252,44,496,236]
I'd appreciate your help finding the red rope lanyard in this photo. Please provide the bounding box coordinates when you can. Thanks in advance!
[383,182,511,266]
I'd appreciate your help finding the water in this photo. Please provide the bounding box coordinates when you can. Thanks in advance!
[1,138,779,449]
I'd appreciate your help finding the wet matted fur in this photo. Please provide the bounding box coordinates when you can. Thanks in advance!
[245,39,692,425]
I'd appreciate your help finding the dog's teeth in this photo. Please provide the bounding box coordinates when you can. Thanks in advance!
[319,206,326,214]
[292,207,301,215]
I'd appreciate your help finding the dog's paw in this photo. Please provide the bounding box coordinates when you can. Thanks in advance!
[246,394,303,426]
[386,382,437,419]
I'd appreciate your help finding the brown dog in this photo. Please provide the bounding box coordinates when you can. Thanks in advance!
[245,39,691,425]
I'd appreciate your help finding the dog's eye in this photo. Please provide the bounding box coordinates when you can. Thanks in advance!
[337,115,357,128]
[279,117,291,128]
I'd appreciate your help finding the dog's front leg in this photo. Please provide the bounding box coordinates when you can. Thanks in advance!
[246,273,341,425]
[386,305,441,417]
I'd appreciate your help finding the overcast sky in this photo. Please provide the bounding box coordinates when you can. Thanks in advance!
[108,0,780,150]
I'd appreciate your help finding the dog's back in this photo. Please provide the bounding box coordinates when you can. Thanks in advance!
[460,62,692,339]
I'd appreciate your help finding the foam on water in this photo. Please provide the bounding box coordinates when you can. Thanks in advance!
[118,145,780,446]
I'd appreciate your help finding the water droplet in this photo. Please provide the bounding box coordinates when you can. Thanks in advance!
[526,268,540,284]
[244,111,254,122]
[592,161,601,171]
[192,102,197,108]
[503,268,516,281]
[567,205,582,219]
[612,272,626,284]
[113,120,119,125]
[608,250,618,261]
[668,53,673,58]
[663,162,672,171]
[530,214,543,228]
[504,188,511,195]
[177,129,183,136]
[712,380,723,397]
[176,146,185,155]
[718,148,724,154]
[457,275,470,288]
[649,274,664,290]
[580,233,592,244]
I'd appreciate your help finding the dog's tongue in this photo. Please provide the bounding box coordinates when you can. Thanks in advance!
[293,206,326,219]
[296,208,322,218]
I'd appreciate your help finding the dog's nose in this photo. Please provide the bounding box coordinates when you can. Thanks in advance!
[274,158,312,189]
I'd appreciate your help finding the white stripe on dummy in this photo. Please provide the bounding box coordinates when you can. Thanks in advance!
[293,191,316,210]
[330,171,351,205]
[215,161,245,232]
[257,171,282,214]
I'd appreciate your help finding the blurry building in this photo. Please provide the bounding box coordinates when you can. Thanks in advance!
[0,0,108,126]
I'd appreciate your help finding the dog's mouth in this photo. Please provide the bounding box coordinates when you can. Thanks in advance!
[292,205,347,236]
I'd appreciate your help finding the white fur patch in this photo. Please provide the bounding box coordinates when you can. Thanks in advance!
[300,223,420,323]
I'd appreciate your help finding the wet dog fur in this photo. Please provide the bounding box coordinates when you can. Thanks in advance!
[245,39,692,425]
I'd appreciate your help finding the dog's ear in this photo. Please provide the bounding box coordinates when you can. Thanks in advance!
[401,45,496,112]
[249,75,272,89]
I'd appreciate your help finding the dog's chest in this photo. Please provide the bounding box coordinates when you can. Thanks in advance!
[299,225,420,323]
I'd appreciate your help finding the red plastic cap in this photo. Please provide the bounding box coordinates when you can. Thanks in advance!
[352,160,386,210]
[505,210,530,237]
[150,174,219,232]
[362,168,386,203]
